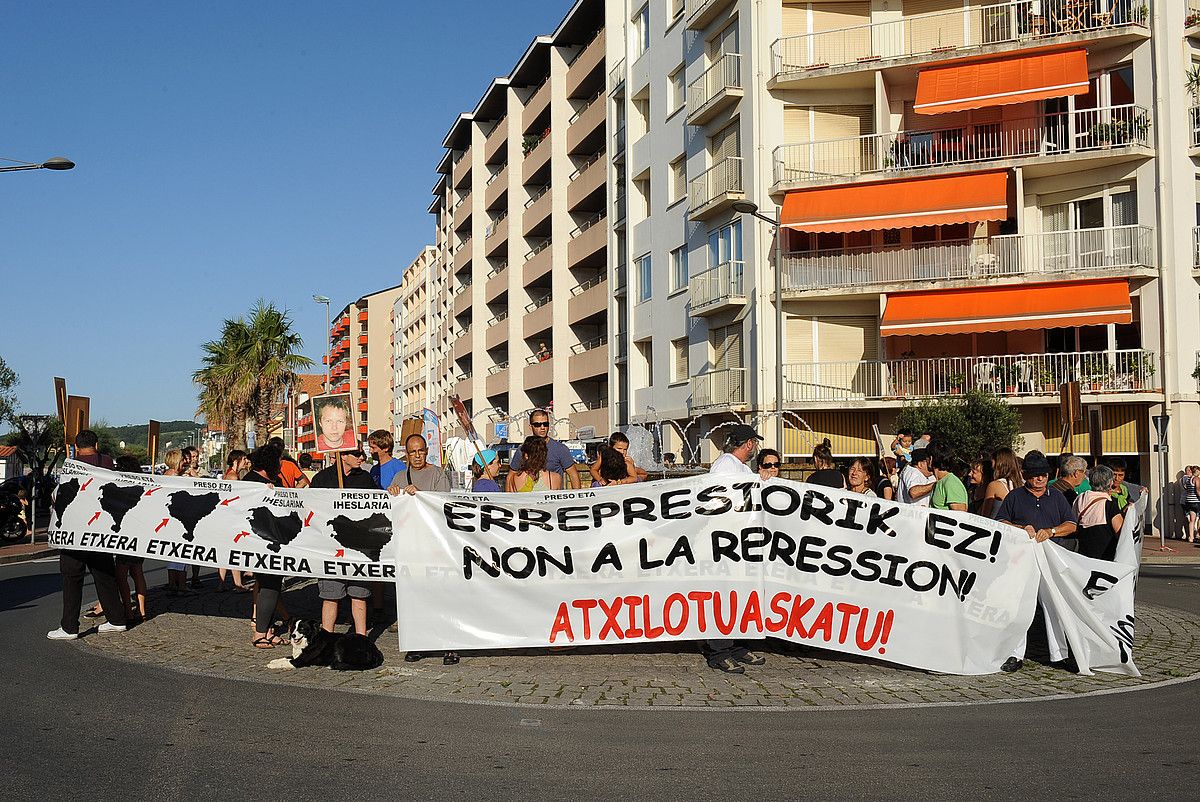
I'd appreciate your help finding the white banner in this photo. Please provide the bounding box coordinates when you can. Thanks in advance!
[50,462,1142,676]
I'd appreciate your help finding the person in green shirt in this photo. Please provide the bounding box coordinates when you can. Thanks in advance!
[929,443,969,512]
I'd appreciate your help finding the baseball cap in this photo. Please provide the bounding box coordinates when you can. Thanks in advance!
[727,424,764,446]
[1022,450,1052,475]
[473,449,498,468]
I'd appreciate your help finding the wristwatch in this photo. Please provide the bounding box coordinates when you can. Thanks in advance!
[1050,527,1057,537]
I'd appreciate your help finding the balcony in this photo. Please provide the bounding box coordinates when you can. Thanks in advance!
[568,151,606,211]
[773,105,1152,191]
[452,281,473,316]
[689,261,747,316]
[522,132,552,184]
[524,354,555,389]
[523,292,554,338]
[452,151,471,188]
[770,0,1150,89]
[452,332,472,361]
[568,276,608,322]
[613,124,626,159]
[567,90,606,153]
[1191,106,1200,150]
[485,363,510,396]
[1191,2,1200,36]
[568,212,607,268]
[781,349,1159,404]
[523,81,551,135]
[782,226,1156,297]
[357,357,368,368]
[570,404,610,438]
[484,119,508,164]
[485,312,509,350]
[485,164,508,208]
[357,379,369,390]
[691,368,747,409]
[687,53,742,127]
[1194,227,1200,270]
[484,215,507,257]
[523,184,552,236]
[689,156,744,219]
[357,334,368,346]
[452,242,472,273]
[686,0,736,31]
[452,195,472,231]
[402,334,428,360]
[357,310,368,323]
[566,29,606,99]
[454,375,473,399]
[523,239,554,284]
[569,337,608,382]
[484,262,509,302]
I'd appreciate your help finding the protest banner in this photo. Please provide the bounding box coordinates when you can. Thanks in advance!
[49,461,1140,676]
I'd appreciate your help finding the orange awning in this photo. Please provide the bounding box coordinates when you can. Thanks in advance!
[915,49,1089,115]
[881,279,1132,337]
[781,170,1008,233]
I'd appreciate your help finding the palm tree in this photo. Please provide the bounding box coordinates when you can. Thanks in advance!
[194,319,253,451]
[242,300,313,440]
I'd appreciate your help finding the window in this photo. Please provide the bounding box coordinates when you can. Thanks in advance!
[670,155,686,203]
[636,253,653,302]
[670,246,688,292]
[634,175,651,217]
[633,95,651,138]
[669,66,685,112]
[637,340,654,385]
[635,5,650,55]
[669,0,684,20]
[707,220,743,267]
[672,337,689,383]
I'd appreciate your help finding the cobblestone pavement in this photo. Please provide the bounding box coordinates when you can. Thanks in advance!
[73,578,1200,710]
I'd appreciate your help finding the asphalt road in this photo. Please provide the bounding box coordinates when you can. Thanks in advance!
[2,559,1197,800]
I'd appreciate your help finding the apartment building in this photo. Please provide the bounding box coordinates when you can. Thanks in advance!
[392,245,440,436]
[432,0,612,443]
[604,0,1198,491]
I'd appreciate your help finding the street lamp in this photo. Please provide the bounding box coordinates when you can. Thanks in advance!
[0,156,75,173]
[313,294,331,393]
[730,201,785,451]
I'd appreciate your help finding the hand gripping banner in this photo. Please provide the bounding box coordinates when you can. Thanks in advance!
[50,461,1140,676]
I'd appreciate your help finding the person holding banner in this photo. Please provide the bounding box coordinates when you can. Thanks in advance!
[470,449,502,493]
[898,448,936,506]
[47,430,128,641]
[312,448,376,636]
[367,430,405,490]
[995,450,1078,673]
[703,424,767,674]
[242,448,292,649]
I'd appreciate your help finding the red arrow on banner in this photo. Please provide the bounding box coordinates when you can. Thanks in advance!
[234,531,249,543]
[334,549,345,558]
[144,487,161,496]
[87,512,101,525]
[154,518,169,533]
[304,512,314,527]
[81,478,93,491]
[220,495,240,506]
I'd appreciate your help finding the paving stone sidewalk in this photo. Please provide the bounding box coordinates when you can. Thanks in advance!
[70,578,1200,710]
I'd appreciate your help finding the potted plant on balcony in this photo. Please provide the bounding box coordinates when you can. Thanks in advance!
[1040,367,1056,393]
[1082,354,1109,391]
[1001,364,1018,395]
[1089,120,1130,146]
[947,372,966,394]
[522,134,540,155]
[1128,352,1155,390]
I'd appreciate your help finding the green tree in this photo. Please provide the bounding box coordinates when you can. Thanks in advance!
[195,319,253,451]
[895,390,1023,462]
[0,356,17,427]
[243,301,313,438]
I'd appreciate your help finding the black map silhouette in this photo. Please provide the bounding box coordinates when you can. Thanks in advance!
[99,483,145,533]
[52,479,81,529]
[167,492,221,542]
[328,513,393,562]
[247,507,303,553]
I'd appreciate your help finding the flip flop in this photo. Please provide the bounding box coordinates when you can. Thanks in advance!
[252,636,280,649]
[83,607,104,619]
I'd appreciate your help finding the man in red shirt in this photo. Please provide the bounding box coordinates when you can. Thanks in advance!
[47,430,128,640]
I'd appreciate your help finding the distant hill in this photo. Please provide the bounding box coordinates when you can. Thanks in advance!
[105,420,203,449]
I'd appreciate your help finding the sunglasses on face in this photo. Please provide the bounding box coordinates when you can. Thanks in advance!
[531,421,550,428]
[761,462,780,469]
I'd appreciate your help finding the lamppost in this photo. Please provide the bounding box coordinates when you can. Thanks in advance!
[313,294,331,393]
[731,200,784,450]
[0,156,75,173]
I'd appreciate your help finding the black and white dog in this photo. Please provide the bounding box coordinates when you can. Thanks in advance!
[267,619,384,671]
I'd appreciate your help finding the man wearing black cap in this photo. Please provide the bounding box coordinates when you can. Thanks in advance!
[994,449,1078,673]
[703,423,767,673]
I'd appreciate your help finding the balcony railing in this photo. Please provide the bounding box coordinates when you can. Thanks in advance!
[689,156,743,211]
[771,0,1148,79]
[687,52,741,116]
[1194,227,1200,269]
[775,105,1150,186]
[569,89,604,125]
[691,367,747,408]
[689,261,746,311]
[571,335,608,355]
[783,225,1155,292]
[613,124,626,155]
[781,349,1157,404]
[1191,106,1200,148]
[525,292,552,313]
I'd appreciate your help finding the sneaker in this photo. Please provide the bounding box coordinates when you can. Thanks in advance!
[46,628,79,641]
[707,656,746,674]
[733,649,766,666]
[1000,656,1023,673]
[98,622,127,634]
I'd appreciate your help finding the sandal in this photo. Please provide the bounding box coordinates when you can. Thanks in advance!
[443,651,460,666]
[84,606,104,619]
[252,636,277,649]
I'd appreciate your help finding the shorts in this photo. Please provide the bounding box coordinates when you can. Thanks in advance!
[116,554,145,567]
[166,562,187,572]
[318,578,371,601]
[1184,502,1200,515]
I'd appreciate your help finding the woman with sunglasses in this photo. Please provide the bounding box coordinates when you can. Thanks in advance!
[756,449,782,481]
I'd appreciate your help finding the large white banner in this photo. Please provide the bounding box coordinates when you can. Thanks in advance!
[49,461,1141,676]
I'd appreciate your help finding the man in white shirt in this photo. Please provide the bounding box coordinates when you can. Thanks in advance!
[898,447,937,506]
[703,424,766,673]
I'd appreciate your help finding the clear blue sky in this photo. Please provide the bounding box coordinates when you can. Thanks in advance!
[2,0,565,426]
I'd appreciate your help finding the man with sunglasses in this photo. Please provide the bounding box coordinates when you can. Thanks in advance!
[509,410,580,490]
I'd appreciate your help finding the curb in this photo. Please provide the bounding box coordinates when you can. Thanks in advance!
[0,548,54,565]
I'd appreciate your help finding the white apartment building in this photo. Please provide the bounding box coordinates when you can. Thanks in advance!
[604,0,1199,496]
[392,245,440,436]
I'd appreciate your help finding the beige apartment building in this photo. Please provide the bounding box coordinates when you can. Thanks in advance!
[392,245,440,434]
[431,0,612,443]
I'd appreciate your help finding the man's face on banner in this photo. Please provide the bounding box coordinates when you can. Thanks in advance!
[320,404,349,444]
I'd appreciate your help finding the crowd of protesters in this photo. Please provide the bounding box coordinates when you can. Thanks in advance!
[47,416,1149,677]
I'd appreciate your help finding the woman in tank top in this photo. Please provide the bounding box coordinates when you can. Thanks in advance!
[506,435,563,492]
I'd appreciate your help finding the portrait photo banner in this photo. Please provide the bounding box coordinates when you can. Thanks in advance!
[50,462,1139,676]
